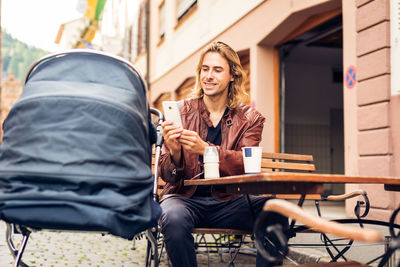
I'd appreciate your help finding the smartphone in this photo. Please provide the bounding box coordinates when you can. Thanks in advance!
[162,101,183,128]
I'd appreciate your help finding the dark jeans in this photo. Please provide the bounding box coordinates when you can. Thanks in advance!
[159,195,288,267]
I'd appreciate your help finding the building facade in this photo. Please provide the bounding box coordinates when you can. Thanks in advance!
[85,0,399,220]
[140,0,400,220]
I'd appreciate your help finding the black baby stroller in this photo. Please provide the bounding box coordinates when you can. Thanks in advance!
[0,49,162,266]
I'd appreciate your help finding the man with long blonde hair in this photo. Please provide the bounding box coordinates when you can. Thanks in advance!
[159,41,287,267]
[192,41,248,109]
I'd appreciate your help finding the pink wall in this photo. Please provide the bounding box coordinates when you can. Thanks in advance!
[346,0,399,221]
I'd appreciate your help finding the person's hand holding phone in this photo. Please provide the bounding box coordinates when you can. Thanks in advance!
[162,121,183,166]
[162,101,184,165]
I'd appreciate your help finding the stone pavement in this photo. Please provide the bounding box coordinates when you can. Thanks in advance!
[0,201,392,266]
[0,221,259,267]
[0,221,151,266]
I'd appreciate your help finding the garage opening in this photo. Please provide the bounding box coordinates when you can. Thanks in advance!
[280,15,344,195]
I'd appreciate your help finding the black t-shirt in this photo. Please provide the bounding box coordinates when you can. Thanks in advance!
[193,110,226,197]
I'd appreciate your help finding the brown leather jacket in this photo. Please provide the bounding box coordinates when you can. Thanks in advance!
[159,98,265,201]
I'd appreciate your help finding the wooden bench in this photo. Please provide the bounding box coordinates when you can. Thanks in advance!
[261,153,368,204]
[261,152,318,200]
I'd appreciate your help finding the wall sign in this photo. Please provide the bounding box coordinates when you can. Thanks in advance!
[345,66,356,89]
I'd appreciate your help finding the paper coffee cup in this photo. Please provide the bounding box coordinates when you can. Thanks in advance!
[242,147,262,174]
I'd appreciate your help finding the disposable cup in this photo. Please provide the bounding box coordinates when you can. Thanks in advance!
[204,162,220,179]
[242,147,262,174]
[204,146,219,179]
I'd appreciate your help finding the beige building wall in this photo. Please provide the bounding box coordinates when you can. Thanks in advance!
[147,0,400,218]
[135,54,148,82]
[149,0,264,87]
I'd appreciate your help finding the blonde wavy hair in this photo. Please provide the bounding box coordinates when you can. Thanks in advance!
[192,41,247,109]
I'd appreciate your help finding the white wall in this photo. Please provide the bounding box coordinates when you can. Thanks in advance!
[150,0,264,82]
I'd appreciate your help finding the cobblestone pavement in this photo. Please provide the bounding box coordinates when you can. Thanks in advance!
[0,222,258,267]
[0,202,386,266]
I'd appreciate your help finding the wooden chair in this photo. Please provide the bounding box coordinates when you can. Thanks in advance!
[261,152,369,215]
[254,199,383,267]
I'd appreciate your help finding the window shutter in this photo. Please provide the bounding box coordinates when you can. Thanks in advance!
[391,0,400,95]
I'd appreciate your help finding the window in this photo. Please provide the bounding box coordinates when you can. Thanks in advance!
[175,77,195,100]
[159,1,166,40]
[176,0,197,22]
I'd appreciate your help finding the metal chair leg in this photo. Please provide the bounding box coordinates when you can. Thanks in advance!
[145,229,159,267]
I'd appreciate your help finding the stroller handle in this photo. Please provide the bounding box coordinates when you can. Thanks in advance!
[150,107,164,122]
[150,107,164,202]
[150,107,164,148]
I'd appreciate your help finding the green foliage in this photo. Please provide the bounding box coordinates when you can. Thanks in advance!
[2,31,49,82]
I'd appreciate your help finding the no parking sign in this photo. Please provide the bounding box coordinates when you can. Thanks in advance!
[345,66,356,89]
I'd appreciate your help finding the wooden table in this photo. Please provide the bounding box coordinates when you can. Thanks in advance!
[185,172,400,265]
[184,172,400,194]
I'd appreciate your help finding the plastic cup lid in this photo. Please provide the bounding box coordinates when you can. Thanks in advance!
[204,146,219,162]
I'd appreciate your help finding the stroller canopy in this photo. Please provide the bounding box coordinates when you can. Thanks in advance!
[0,50,160,239]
